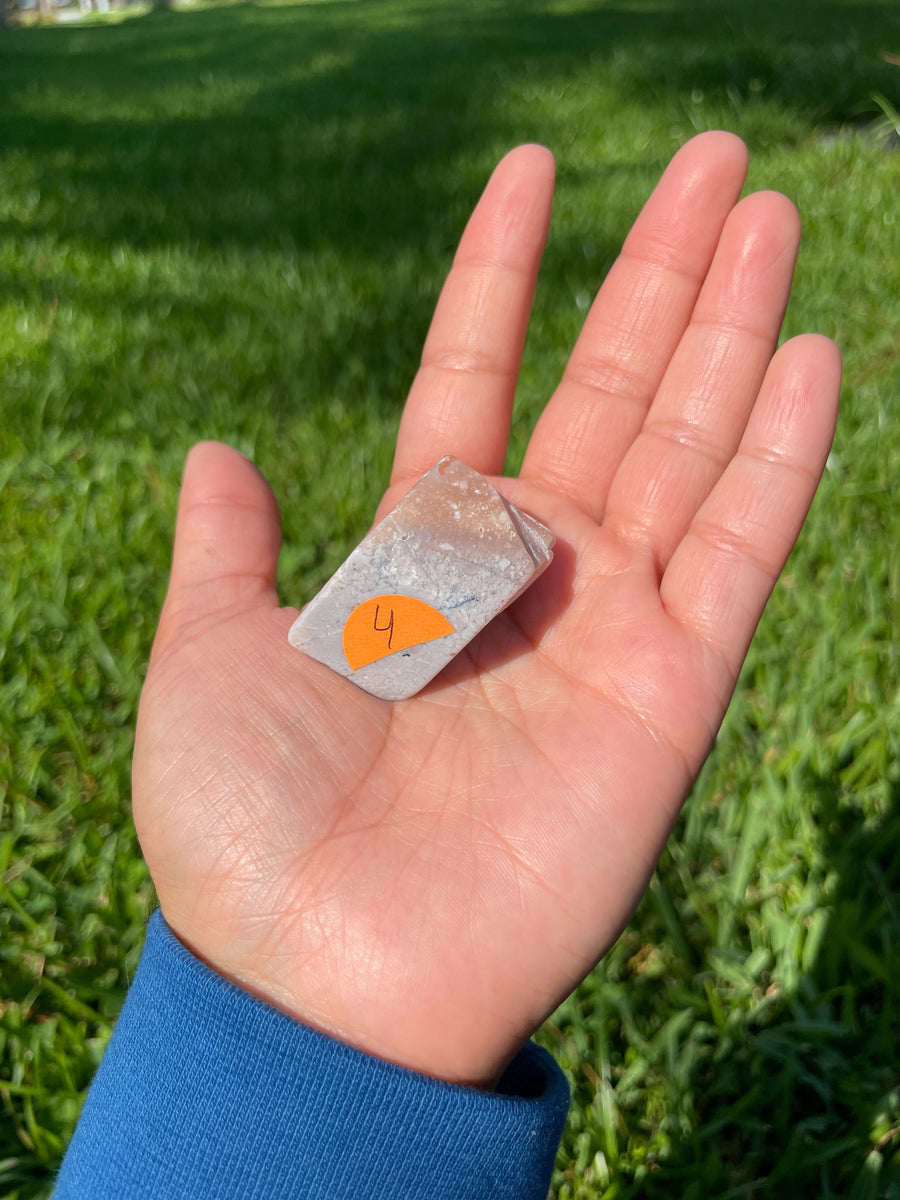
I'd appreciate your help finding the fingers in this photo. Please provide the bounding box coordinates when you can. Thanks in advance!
[661,334,841,675]
[521,130,748,514]
[153,442,282,658]
[602,189,802,572]
[391,144,555,485]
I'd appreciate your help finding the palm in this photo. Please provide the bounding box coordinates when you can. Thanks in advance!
[134,134,840,1086]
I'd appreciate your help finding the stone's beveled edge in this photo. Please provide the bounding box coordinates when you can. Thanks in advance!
[287,457,555,700]
[501,500,555,567]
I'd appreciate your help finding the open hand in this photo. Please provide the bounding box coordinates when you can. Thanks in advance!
[133,132,840,1087]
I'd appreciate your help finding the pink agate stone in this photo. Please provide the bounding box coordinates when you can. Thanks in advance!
[288,457,554,700]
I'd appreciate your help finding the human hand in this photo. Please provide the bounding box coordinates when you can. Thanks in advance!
[133,132,840,1087]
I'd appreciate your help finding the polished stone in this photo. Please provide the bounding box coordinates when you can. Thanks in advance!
[288,456,554,700]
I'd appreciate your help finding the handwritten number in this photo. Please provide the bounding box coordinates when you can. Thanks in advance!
[373,604,395,650]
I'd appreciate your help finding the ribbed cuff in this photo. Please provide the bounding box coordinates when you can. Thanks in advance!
[54,911,569,1199]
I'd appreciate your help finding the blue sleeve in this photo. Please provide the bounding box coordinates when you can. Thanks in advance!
[53,912,570,1199]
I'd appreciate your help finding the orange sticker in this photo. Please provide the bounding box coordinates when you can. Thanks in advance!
[342,594,454,671]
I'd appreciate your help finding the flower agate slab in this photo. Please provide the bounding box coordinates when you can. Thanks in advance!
[288,456,554,700]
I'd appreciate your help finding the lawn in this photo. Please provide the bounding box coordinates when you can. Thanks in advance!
[1,0,899,1195]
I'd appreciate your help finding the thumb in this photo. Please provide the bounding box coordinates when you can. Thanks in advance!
[153,441,282,658]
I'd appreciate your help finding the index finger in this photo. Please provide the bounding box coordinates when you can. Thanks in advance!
[390,144,555,486]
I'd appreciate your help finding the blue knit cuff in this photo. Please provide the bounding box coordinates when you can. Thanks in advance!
[54,911,569,1199]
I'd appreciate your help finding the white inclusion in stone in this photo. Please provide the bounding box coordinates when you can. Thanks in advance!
[287,456,555,701]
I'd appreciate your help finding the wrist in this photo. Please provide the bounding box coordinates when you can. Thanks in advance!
[170,917,522,1089]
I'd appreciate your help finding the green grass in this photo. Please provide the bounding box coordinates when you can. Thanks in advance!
[2,0,900,1195]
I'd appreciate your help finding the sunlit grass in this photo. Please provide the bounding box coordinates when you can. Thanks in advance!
[2,1,899,1195]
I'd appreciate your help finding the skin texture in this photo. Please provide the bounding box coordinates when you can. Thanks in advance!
[133,133,841,1087]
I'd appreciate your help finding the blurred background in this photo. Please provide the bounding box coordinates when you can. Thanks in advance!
[1,1,899,1196]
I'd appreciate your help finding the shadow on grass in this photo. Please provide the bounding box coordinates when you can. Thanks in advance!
[701,824,898,1197]
[0,0,898,445]
[1,1,896,251]
[606,773,900,1198]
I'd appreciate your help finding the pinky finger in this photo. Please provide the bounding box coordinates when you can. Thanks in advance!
[661,335,841,676]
